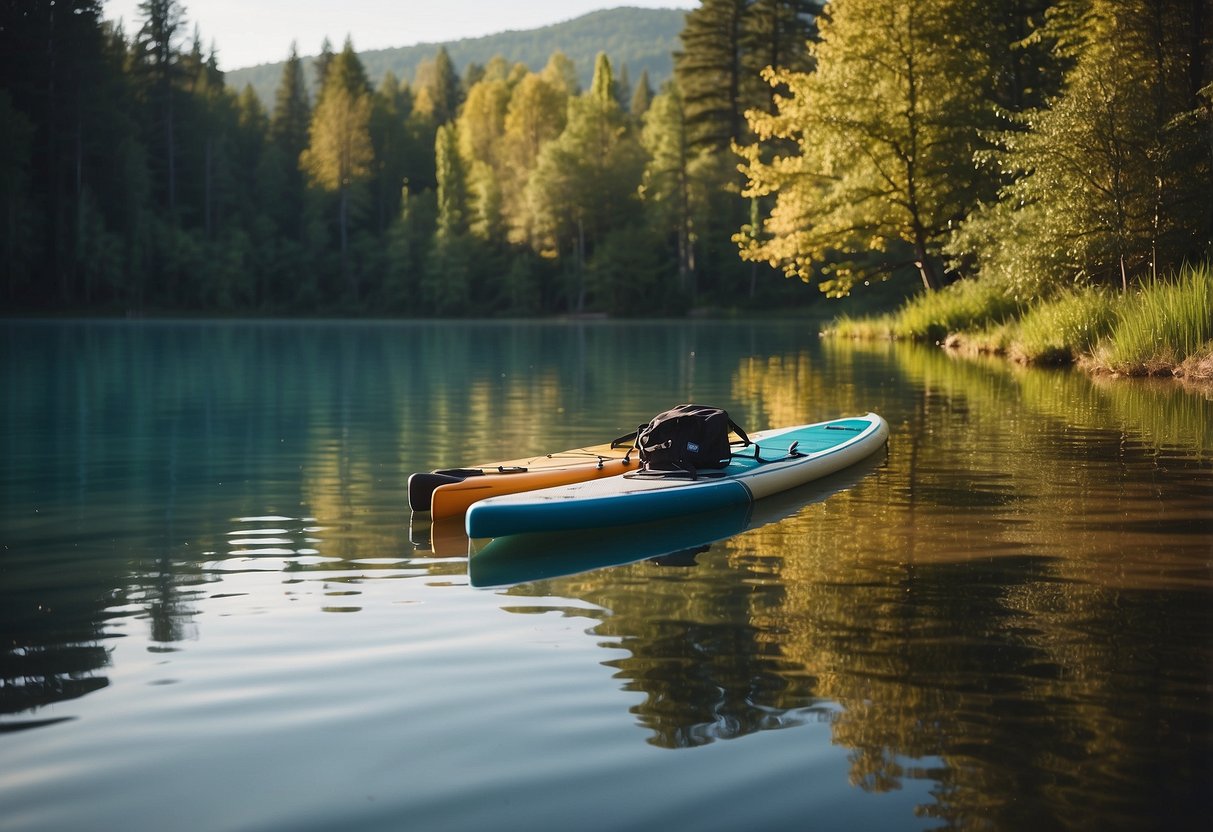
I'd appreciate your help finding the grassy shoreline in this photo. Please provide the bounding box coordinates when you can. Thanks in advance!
[825,263,1213,384]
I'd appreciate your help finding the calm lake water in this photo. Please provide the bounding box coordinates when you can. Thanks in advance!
[2,319,1210,831]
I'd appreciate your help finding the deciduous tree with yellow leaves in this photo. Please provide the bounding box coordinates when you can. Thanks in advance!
[735,0,1001,296]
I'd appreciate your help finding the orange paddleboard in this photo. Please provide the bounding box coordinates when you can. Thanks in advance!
[429,456,637,520]
[408,437,637,514]
[468,442,628,472]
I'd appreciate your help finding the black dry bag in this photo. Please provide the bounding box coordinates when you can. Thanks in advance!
[636,404,750,474]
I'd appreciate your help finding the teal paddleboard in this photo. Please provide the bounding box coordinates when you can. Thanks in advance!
[465,413,889,539]
[468,449,887,587]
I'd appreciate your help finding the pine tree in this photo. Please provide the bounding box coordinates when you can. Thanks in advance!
[674,0,748,154]
[0,91,37,300]
[434,123,469,240]
[427,122,471,313]
[541,51,581,97]
[369,73,413,233]
[314,38,335,89]
[133,0,186,217]
[0,0,124,304]
[630,69,654,117]
[432,46,462,124]
[265,42,312,250]
[615,63,632,111]
[180,31,229,246]
[743,0,819,110]
[641,83,696,293]
[300,39,374,300]
[271,43,311,163]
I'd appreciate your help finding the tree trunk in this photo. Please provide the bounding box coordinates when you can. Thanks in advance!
[914,236,942,292]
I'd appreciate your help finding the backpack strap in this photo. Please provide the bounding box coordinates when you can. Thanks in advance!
[732,440,803,465]
[610,428,640,449]
[727,418,751,449]
[612,425,646,464]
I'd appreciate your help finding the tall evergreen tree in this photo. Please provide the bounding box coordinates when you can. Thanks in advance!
[630,69,654,117]
[426,122,472,313]
[133,0,186,217]
[743,0,820,110]
[673,0,823,301]
[265,42,312,255]
[314,38,335,89]
[369,73,414,234]
[615,63,633,111]
[674,0,748,154]
[0,91,37,300]
[300,40,374,300]
[434,123,469,241]
[271,44,311,163]
[415,46,462,126]
[0,0,117,303]
[541,51,581,97]
[177,30,230,248]
[641,83,697,293]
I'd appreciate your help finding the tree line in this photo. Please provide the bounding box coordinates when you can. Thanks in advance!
[1,0,819,316]
[2,0,1209,317]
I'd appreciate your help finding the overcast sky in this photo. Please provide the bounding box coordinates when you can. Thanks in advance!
[101,1,699,71]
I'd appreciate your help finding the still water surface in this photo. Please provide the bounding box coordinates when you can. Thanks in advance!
[2,319,1210,831]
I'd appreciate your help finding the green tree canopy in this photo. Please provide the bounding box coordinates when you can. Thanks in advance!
[951,0,1213,294]
[300,39,374,297]
[737,0,1003,295]
[528,52,645,310]
[500,69,570,246]
[414,46,462,125]
[641,82,697,292]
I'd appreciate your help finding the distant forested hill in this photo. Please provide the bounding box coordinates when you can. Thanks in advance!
[227,6,687,104]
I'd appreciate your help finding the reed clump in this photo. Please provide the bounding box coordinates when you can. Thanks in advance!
[835,279,1023,343]
[1087,263,1213,377]
[824,262,1213,382]
[1012,287,1118,365]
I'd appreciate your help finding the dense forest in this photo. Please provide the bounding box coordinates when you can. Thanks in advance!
[1,0,1209,317]
[226,7,688,110]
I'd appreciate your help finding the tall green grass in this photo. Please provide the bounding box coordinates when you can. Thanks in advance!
[1012,287,1118,365]
[825,264,1212,380]
[826,312,896,340]
[822,279,1023,342]
[1093,262,1213,375]
[856,278,1022,342]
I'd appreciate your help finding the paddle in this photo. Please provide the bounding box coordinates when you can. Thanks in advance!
[407,469,484,511]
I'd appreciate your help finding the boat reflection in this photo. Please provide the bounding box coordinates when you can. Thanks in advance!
[467,451,887,587]
[408,514,472,558]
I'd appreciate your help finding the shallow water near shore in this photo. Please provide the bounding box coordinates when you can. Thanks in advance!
[2,319,1210,831]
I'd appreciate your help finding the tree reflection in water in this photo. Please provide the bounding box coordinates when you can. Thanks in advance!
[3,321,1209,827]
